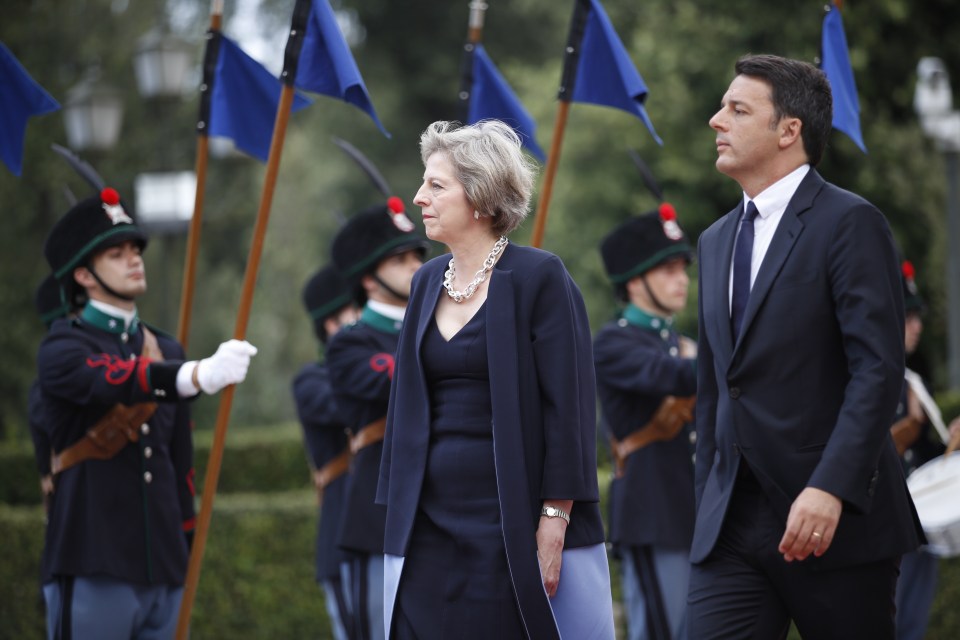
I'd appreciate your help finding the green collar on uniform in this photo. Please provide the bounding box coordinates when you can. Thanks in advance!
[622,303,673,332]
[80,303,140,336]
[360,305,402,335]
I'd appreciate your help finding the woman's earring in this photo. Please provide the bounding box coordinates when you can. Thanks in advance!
[474,210,480,220]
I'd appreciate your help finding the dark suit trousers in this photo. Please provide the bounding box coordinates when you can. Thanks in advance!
[687,470,899,639]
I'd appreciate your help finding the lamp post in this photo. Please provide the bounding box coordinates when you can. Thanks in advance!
[914,57,960,389]
[62,67,124,152]
[133,27,196,331]
[134,28,193,99]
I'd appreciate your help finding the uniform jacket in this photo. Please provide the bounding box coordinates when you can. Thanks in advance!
[28,380,52,479]
[693,168,924,570]
[36,308,195,585]
[325,309,400,555]
[292,361,351,581]
[594,308,697,547]
[377,245,609,638]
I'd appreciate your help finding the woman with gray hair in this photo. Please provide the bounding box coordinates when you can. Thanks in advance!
[376,120,614,639]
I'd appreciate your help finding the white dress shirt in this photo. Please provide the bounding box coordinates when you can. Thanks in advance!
[728,164,811,314]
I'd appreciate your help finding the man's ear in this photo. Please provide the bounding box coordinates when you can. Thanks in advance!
[73,265,95,289]
[779,117,802,149]
[360,272,378,295]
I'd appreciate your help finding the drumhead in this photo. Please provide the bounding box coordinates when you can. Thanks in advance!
[907,451,960,557]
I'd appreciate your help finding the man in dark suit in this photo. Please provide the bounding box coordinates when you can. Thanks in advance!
[687,54,924,639]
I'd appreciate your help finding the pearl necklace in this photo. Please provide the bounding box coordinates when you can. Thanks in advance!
[443,236,509,303]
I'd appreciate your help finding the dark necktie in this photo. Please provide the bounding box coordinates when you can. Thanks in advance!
[731,201,759,340]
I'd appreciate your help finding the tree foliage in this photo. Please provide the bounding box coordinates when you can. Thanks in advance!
[2,0,958,439]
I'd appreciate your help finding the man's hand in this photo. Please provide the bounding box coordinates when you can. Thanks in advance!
[778,487,842,562]
[948,417,960,451]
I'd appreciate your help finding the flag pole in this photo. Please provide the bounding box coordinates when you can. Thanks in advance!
[457,1,489,122]
[175,1,312,636]
[529,0,589,248]
[177,0,224,349]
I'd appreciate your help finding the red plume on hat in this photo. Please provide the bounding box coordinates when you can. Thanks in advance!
[100,187,133,225]
[902,260,918,295]
[387,195,414,232]
[659,202,683,240]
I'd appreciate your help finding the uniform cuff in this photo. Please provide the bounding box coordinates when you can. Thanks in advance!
[176,361,202,397]
[147,361,186,400]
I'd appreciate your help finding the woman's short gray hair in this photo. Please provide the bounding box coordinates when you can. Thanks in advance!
[419,120,538,236]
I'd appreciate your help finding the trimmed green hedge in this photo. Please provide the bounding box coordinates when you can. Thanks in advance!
[0,490,332,639]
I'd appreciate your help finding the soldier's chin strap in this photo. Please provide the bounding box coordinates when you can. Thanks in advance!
[641,275,673,318]
[374,274,409,303]
[88,266,137,303]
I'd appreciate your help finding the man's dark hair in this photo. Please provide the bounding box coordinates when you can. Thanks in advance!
[735,54,833,166]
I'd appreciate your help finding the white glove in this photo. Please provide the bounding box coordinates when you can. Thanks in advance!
[196,339,258,394]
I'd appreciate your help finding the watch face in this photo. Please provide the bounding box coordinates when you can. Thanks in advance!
[546,507,557,516]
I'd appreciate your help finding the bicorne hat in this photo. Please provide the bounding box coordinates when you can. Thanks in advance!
[901,260,925,314]
[600,203,692,284]
[303,264,353,342]
[44,187,147,281]
[331,197,429,287]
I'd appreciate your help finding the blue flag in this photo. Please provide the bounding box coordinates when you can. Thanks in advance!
[821,5,866,153]
[295,0,389,137]
[468,45,545,161]
[209,36,312,162]
[0,42,60,176]
[572,0,661,145]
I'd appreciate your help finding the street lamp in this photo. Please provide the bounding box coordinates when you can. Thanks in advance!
[133,28,194,99]
[62,67,124,152]
[132,26,195,330]
[915,56,960,389]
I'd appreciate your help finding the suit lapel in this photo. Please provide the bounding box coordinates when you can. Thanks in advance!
[415,261,443,353]
[733,170,823,352]
[712,207,741,359]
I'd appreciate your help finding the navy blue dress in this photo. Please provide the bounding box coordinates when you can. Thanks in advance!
[393,303,525,639]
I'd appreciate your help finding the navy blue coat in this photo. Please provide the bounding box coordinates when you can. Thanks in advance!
[326,310,400,555]
[292,361,350,581]
[36,311,195,586]
[377,245,606,635]
[693,169,924,570]
[28,380,52,479]
[594,313,697,548]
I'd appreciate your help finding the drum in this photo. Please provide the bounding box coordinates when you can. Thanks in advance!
[907,451,960,557]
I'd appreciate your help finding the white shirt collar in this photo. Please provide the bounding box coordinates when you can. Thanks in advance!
[88,299,138,330]
[743,164,810,219]
[367,299,406,322]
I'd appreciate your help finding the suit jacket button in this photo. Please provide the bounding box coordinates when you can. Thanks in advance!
[729,387,741,399]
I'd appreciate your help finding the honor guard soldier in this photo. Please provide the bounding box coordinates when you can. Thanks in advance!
[293,264,360,640]
[37,187,257,640]
[893,260,948,640]
[594,204,697,640]
[326,198,428,640]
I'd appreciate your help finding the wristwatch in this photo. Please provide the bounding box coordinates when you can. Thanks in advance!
[540,505,570,524]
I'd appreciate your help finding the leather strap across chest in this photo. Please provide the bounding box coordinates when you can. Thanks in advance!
[610,395,695,478]
[51,326,163,475]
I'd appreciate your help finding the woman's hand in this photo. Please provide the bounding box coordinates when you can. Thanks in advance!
[537,501,571,597]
